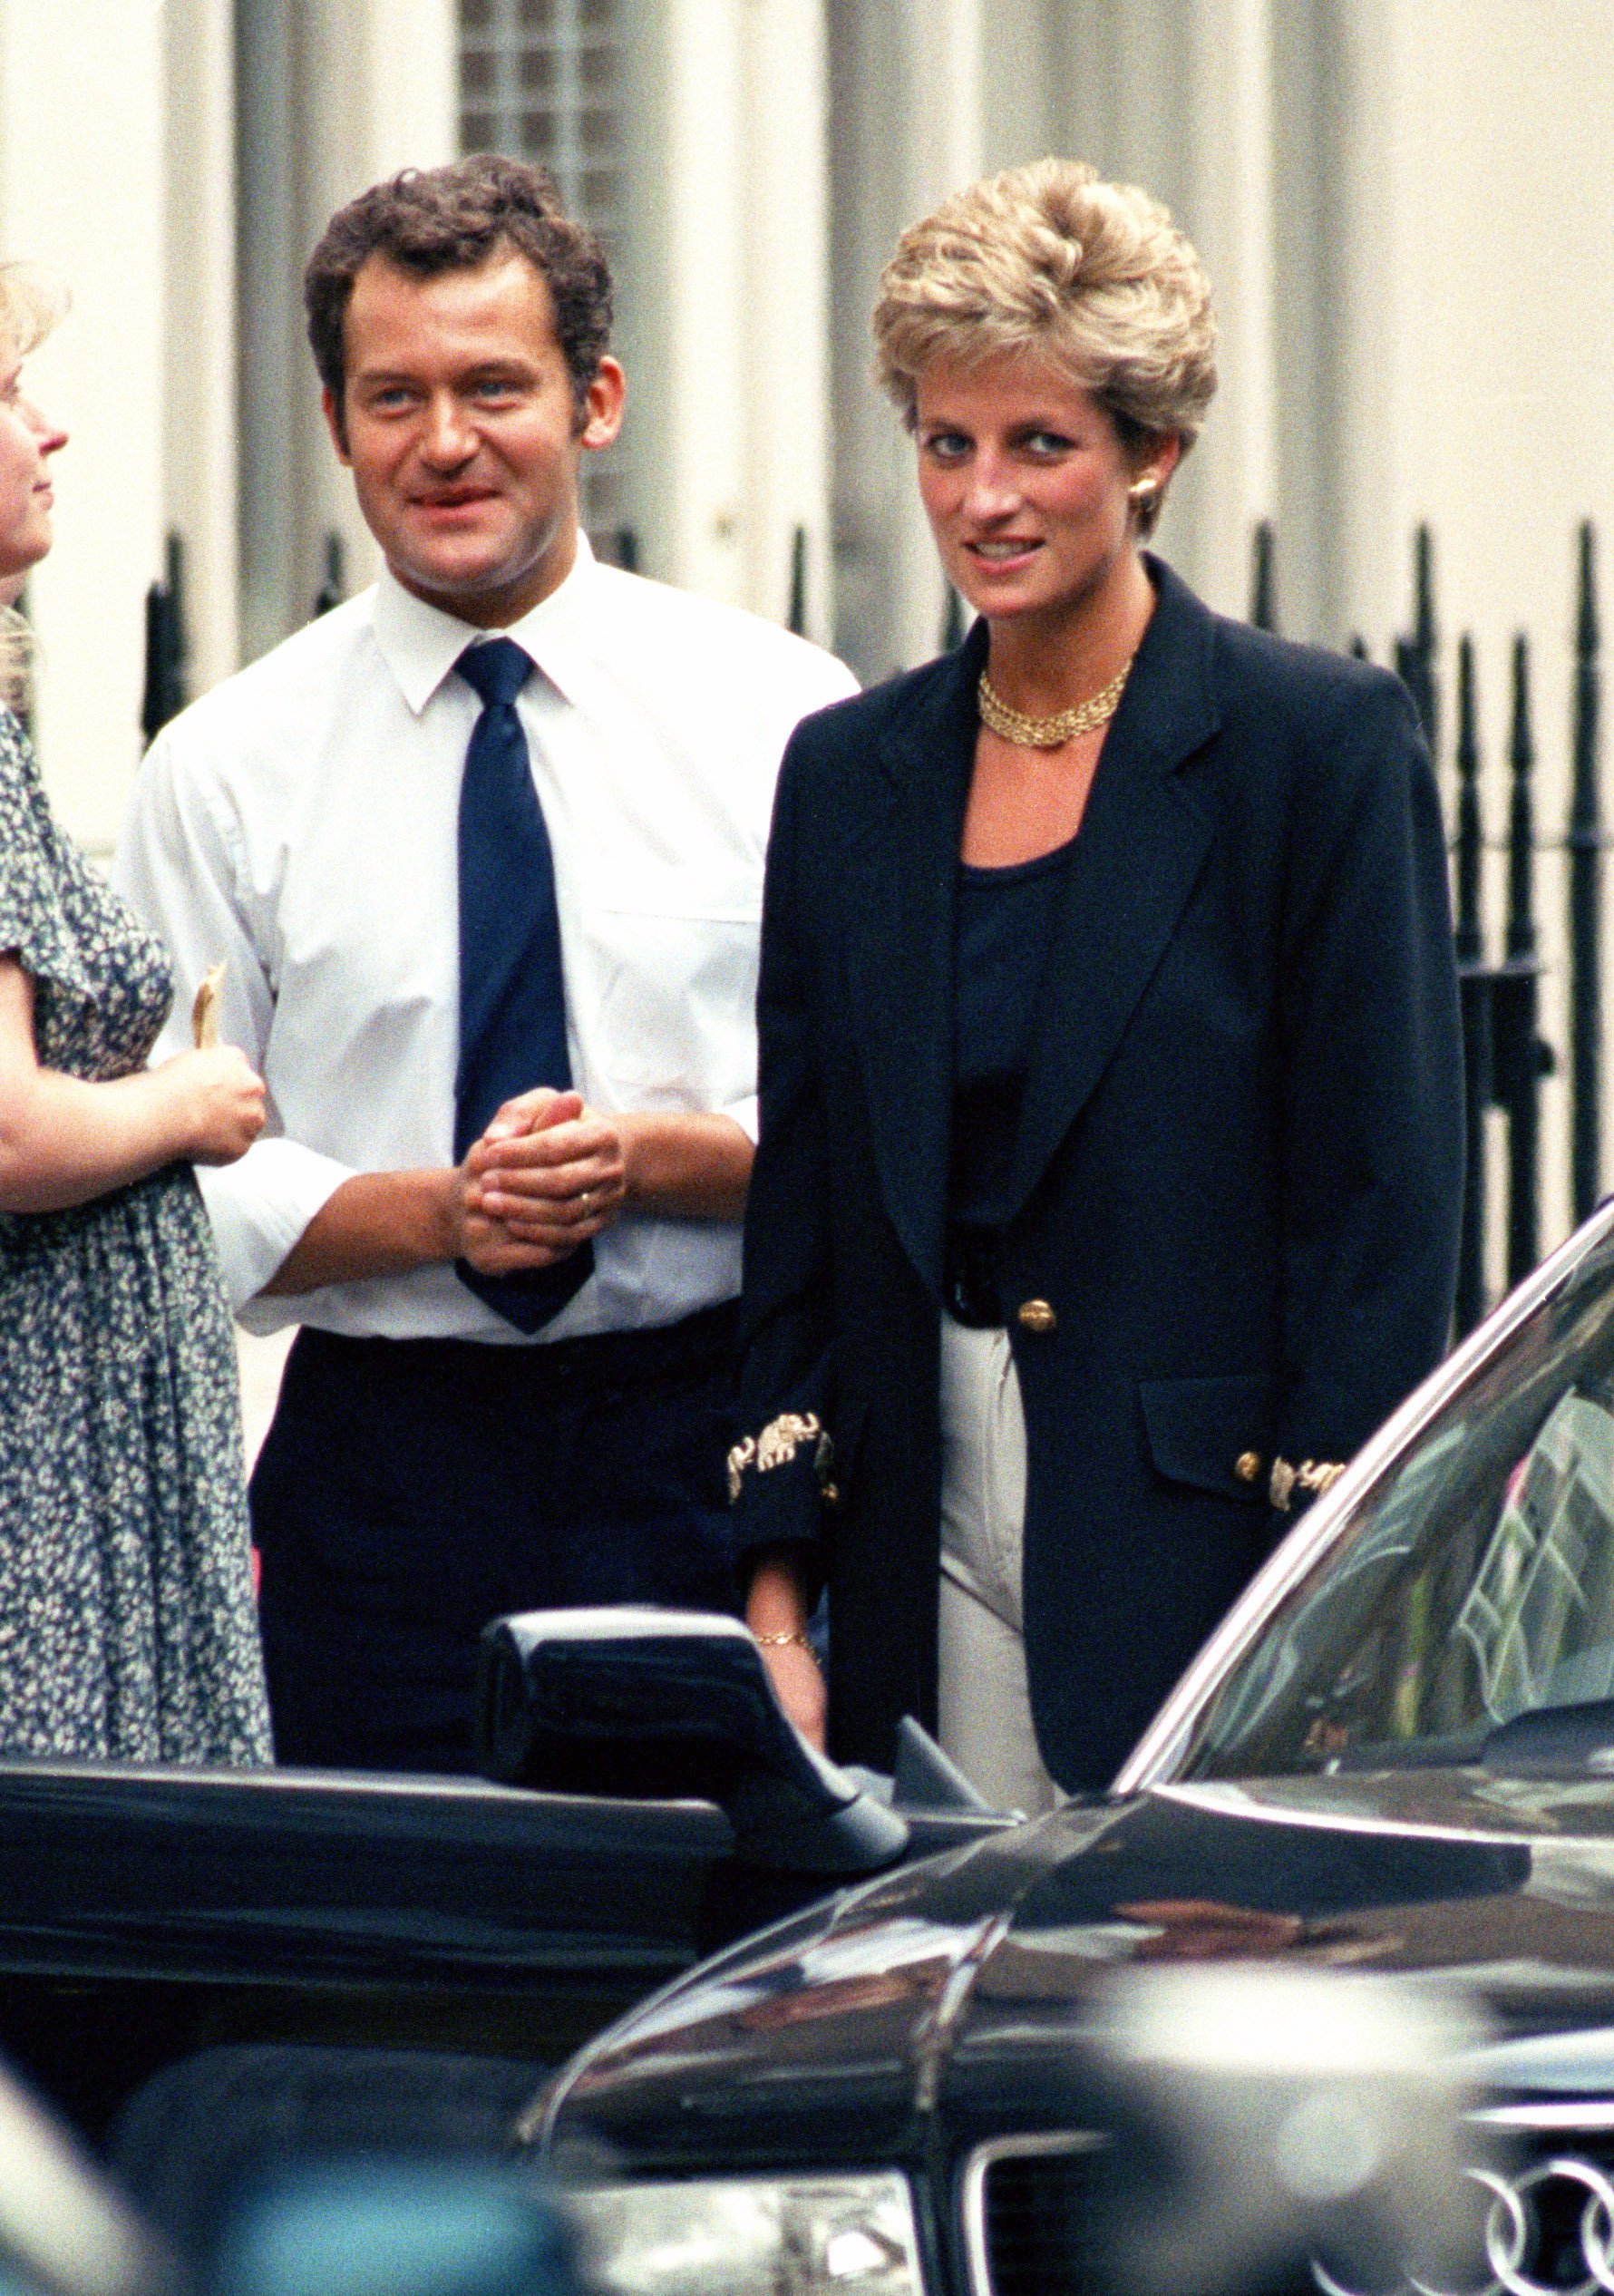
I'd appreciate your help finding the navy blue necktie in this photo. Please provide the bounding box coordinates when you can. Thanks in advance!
[452,637,592,1331]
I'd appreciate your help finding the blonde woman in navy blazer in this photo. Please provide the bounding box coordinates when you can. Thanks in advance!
[730,161,1463,1806]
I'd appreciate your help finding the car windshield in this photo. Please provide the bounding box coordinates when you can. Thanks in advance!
[1180,1217,1614,1778]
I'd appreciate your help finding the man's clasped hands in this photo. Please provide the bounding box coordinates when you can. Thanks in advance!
[457,1088,628,1276]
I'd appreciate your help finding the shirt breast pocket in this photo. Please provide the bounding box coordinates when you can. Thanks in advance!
[572,895,763,1105]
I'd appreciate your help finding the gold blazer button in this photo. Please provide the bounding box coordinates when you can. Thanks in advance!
[1016,1299,1057,1336]
[1235,1450,1264,1484]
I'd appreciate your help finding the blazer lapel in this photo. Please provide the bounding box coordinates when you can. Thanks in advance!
[1002,560,1224,1224]
[841,631,983,1295]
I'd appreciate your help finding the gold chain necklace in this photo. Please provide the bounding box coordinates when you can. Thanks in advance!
[977,656,1133,749]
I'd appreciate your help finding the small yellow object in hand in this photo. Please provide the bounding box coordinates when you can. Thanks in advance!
[190,961,226,1049]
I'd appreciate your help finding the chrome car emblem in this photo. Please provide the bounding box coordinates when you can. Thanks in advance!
[1478,2159,1614,2296]
[1319,2157,1614,2296]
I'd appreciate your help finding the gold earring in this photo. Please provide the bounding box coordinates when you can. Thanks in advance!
[1128,478,1160,506]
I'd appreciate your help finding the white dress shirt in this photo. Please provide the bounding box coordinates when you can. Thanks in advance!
[113,539,856,1342]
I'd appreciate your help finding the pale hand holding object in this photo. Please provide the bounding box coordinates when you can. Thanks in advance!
[190,962,226,1050]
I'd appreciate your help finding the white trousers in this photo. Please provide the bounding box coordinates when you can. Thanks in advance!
[937,1316,1063,1816]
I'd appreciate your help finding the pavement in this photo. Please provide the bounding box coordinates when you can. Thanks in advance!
[237,1328,293,1472]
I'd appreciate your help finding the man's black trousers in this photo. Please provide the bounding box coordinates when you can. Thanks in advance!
[249,1303,742,1774]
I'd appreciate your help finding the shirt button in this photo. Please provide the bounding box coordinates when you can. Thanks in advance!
[1235,1450,1264,1484]
[1016,1299,1057,1336]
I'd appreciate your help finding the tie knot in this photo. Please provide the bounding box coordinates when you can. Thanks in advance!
[456,636,532,709]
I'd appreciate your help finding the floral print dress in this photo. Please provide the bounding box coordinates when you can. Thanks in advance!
[0,709,271,1762]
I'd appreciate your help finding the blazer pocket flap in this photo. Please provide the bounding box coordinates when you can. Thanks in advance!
[1139,1372,1277,1501]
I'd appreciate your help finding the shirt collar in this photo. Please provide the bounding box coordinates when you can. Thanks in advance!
[370,530,599,716]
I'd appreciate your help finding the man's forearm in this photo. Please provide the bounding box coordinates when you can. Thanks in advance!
[262,1168,461,1294]
[617,1111,754,1220]
[267,1112,754,1297]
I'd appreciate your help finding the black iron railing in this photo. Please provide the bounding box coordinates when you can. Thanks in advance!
[140,530,188,744]
[313,531,346,619]
[1571,521,1602,1226]
[1252,521,1601,1335]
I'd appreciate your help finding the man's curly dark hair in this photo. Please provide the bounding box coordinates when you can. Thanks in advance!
[305,153,613,436]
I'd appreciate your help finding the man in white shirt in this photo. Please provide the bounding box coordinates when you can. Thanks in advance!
[114,155,854,1773]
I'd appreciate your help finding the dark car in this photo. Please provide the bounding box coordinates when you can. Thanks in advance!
[520,1197,1614,2296]
[21,1198,1614,2290]
[0,1606,1003,2251]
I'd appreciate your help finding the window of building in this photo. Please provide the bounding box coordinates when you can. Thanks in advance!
[457,0,631,550]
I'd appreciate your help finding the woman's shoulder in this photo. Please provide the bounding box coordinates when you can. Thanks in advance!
[1172,614,1424,829]
[1198,596,1415,740]
[1142,556,1395,724]
[778,650,973,828]
[1180,610,1439,869]
[791,651,958,744]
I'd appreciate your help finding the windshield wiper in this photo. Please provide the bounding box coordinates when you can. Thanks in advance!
[1329,1730,1485,1773]
[1482,1698,1614,1770]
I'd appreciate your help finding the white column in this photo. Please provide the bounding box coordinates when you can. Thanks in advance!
[1172,0,1276,620]
[651,0,837,628]
[298,0,460,608]
[0,0,167,851]
[1266,0,1394,650]
[889,0,982,670]
[363,0,459,185]
[659,0,750,606]
[825,0,981,681]
[738,0,833,639]
[163,0,238,700]
[238,0,458,658]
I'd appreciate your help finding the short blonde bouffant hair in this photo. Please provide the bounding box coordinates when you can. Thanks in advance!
[873,160,1217,532]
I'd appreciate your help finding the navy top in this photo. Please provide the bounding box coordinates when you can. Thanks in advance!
[948,838,1075,1231]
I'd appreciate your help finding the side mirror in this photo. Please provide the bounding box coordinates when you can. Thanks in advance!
[475,1609,909,1877]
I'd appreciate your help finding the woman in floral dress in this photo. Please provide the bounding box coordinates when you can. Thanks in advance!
[0,268,272,1762]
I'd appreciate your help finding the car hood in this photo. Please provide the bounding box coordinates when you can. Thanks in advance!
[540,1767,1614,2170]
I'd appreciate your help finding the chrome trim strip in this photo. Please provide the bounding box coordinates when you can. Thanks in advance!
[1473,2105,1614,2132]
[958,2129,1104,2296]
[1113,1201,1614,1795]
[0,1759,713,1811]
[1152,1778,1523,1844]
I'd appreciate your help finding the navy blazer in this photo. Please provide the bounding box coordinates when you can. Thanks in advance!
[734,558,1463,1791]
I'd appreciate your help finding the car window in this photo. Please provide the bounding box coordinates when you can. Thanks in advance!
[1181,1222,1614,1776]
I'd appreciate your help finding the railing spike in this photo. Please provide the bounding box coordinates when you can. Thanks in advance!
[1454,633,1483,967]
[1502,630,1544,1282]
[312,530,345,619]
[141,528,188,744]
[1570,520,1603,1219]
[1507,633,1535,963]
[1395,528,1439,752]
[787,523,807,637]
[1415,522,1435,656]
[1249,520,1277,633]
[1452,628,1491,1331]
